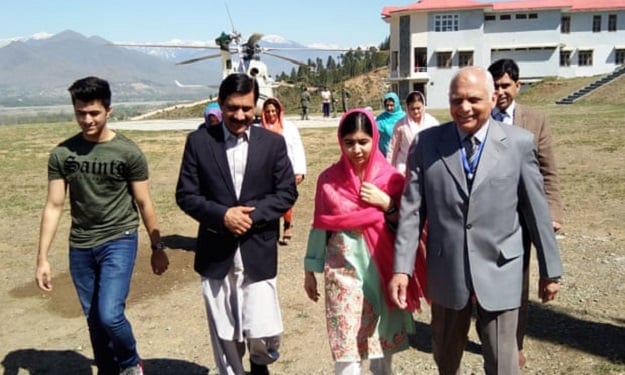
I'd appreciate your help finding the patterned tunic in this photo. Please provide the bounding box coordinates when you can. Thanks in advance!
[305,228,412,361]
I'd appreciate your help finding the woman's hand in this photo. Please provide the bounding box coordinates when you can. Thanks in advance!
[360,182,392,211]
[304,271,320,302]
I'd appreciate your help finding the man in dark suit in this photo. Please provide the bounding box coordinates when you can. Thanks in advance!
[389,67,562,375]
[176,73,297,375]
[489,58,564,367]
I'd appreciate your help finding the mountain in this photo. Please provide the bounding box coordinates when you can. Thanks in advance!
[0,30,223,106]
[0,31,344,106]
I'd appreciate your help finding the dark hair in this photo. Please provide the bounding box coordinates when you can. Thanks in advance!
[488,59,520,81]
[339,111,373,138]
[263,97,281,115]
[68,76,112,108]
[218,73,259,103]
[406,91,426,106]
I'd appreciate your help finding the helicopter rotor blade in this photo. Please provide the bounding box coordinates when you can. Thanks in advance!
[111,42,219,50]
[246,33,264,47]
[174,80,220,89]
[262,46,351,52]
[175,53,223,65]
[262,51,312,67]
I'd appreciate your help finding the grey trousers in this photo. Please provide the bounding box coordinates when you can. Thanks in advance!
[431,300,519,375]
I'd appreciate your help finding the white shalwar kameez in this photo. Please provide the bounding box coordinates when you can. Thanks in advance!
[200,126,283,375]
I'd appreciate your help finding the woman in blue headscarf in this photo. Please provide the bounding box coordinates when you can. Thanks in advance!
[375,92,405,156]
[199,102,222,128]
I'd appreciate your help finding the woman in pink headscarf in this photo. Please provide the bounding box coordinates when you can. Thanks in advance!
[304,109,426,374]
[261,97,307,245]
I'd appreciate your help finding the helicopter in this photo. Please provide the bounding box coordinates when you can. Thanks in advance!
[116,28,348,109]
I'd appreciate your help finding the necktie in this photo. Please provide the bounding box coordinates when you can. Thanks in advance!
[465,135,478,165]
[493,111,506,122]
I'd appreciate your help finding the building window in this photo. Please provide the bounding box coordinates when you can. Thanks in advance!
[593,15,602,32]
[560,51,571,66]
[500,14,511,20]
[484,14,496,21]
[529,13,538,19]
[561,16,570,33]
[459,51,473,67]
[413,48,427,72]
[436,52,452,68]
[608,14,617,31]
[391,51,399,77]
[578,50,593,66]
[616,49,625,65]
[516,14,527,19]
[434,14,459,32]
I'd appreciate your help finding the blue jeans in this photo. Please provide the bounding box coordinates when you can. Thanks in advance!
[69,230,140,374]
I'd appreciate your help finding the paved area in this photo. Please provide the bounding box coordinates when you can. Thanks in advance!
[109,116,341,131]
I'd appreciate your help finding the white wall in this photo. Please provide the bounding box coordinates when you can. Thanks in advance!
[387,7,625,108]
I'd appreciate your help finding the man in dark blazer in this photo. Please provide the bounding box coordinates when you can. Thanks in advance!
[389,67,562,375]
[176,73,297,375]
[489,58,564,367]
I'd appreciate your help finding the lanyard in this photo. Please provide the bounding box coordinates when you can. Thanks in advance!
[460,137,485,181]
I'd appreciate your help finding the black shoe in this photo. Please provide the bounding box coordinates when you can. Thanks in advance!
[250,360,269,375]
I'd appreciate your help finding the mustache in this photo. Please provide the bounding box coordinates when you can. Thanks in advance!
[226,119,250,126]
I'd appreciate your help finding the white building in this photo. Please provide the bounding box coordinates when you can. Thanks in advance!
[381,0,625,108]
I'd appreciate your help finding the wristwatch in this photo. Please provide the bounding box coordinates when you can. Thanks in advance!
[151,242,165,252]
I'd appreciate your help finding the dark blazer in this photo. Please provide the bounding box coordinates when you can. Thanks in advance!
[513,103,564,223]
[176,124,297,281]
[394,120,562,311]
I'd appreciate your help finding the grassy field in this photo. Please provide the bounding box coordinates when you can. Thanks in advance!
[1,79,625,373]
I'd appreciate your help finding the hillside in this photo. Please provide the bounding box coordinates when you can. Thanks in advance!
[139,67,625,120]
[145,68,391,120]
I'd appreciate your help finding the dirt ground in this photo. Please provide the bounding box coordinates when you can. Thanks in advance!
[2,84,625,374]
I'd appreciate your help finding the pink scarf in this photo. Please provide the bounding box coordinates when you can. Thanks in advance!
[312,109,427,311]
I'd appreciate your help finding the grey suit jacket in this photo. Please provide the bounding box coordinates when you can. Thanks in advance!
[394,120,562,311]
[513,103,564,224]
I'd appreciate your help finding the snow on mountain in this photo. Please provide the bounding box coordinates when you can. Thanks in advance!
[0,32,53,48]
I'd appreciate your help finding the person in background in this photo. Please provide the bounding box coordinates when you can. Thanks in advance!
[35,76,169,375]
[300,86,311,120]
[261,97,307,245]
[386,91,439,174]
[321,86,332,118]
[375,92,405,156]
[176,73,297,375]
[305,109,426,375]
[389,67,562,375]
[488,58,564,368]
[200,102,222,128]
[341,84,352,113]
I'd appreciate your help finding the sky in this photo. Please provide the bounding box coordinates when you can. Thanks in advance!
[0,0,411,48]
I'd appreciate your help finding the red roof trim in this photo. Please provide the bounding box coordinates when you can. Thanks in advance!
[382,0,625,17]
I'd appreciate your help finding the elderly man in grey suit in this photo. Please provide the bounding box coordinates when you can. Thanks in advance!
[388,67,563,375]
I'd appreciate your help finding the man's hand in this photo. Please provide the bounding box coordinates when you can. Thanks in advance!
[304,271,320,302]
[151,249,169,275]
[295,174,305,185]
[538,278,560,303]
[35,259,53,291]
[224,206,255,236]
[388,273,410,309]
[553,221,562,232]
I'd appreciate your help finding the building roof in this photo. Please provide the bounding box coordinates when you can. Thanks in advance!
[381,0,625,18]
